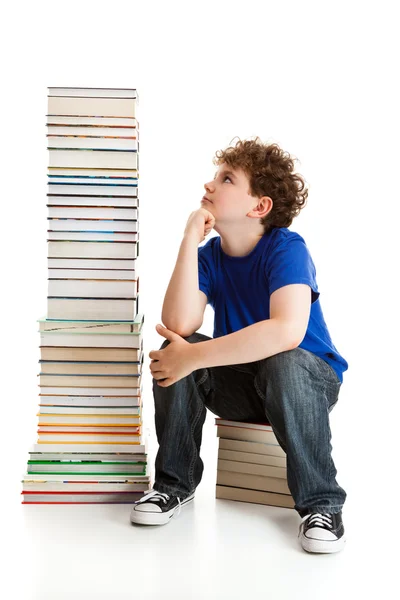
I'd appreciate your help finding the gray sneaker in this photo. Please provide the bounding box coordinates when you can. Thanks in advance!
[130,488,195,525]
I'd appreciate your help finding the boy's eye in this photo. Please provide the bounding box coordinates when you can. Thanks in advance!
[223,175,232,182]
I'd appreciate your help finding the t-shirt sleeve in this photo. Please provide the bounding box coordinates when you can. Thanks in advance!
[266,236,320,304]
[198,247,213,304]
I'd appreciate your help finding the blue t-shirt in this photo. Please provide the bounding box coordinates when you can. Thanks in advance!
[198,227,348,383]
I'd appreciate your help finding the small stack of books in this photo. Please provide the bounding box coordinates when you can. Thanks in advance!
[215,418,295,509]
[22,87,151,504]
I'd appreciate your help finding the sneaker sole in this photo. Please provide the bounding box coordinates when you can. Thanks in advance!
[300,533,346,553]
[130,493,195,526]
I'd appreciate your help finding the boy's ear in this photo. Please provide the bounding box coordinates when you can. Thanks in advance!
[247,196,273,218]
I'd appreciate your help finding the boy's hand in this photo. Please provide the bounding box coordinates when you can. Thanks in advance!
[149,324,199,387]
[183,208,215,244]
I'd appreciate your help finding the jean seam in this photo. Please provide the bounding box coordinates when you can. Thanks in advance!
[187,378,206,491]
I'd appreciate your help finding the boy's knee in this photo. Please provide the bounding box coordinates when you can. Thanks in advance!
[158,331,208,350]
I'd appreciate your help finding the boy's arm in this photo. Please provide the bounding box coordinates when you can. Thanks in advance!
[190,284,312,368]
[161,232,206,337]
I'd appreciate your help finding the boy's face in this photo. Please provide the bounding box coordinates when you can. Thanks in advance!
[202,163,265,223]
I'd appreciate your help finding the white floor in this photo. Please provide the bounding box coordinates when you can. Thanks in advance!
[10,372,398,600]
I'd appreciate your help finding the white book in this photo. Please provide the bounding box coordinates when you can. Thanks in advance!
[39,332,142,349]
[217,448,286,468]
[36,434,143,443]
[48,137,138,151]
[47,96,138,118]
[47,297,139,321]
[49,149,138,170]
[47,268,137,279]
[48,184,138,197]
[47,231,138,242]
[22,492,146,503]
[47,127,138,139]
[39,397,142,408]
[38,407,141,415]
[48,87,139,99]
[48,219,138,233]
[40,331,142,349]
[48,241,138,259]
[47,116,138,128]
[47,195,138,207]
[22,483,147,492]
[28,449,146,460]
[39,386,142,396]
[38,373,141,388]
[38,424,141,433]
[24,473,148,482]
[48,206,138,219]
[217,459,287,480]
[47,257,138,268]
[47,278,138,299]
[48,166,138,177]
[38,313,143,332]
[31,443,147,453]
[47,173,139,187]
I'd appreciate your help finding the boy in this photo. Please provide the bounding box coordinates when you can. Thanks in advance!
[130,137,348,554]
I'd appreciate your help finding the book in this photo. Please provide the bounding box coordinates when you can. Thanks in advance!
[47,232,139,242]
[46,297,139,321]
[39,346,142,360]
[217,437,286,458]
[47,268,138,279]
[47,96,138,118]
[37,414,142,426]
[39,361,142,376]
[38,373,142,387]
[39,385,142,396]
[37,426,141,434]
[48,87,139,98]
[36,430,143,443]
[21,491,144,504]
[216,486,295,509]
[48,186,138,197]
[39,332,142,349]
[216,423,281,448]
[47,279,138,298]
[47,137,138,151]
[38,406,141,415]
[47,127,138,139]
[47,257,138,269]
[47,219,138,233]
[47,195,138,206]
[217,448,286,468]
[31,442,147,453]
[27,462,147,475]
[22,482,147,492]
[47,116,138,128]
[48,149,138,170]
[48,241,138,259]
[39,396,142,408]
[217,458,286,479]
[48,206,138,219]
[216,470,291,495]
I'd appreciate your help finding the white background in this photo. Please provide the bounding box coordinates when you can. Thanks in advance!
[2,1,399,598]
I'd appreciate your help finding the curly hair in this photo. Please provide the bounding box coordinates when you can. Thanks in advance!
[212,136,309,233]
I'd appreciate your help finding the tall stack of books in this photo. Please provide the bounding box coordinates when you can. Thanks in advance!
[215,418,295,509]
[21,87,151,504]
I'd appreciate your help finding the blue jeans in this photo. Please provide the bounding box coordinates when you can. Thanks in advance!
[152,332,347,517]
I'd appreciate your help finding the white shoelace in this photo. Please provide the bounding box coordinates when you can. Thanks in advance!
[135,489,183,517]
[298,512,333,537]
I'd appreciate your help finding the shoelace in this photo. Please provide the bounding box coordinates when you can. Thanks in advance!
[298,512,333,537]
[135,489,183,517]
